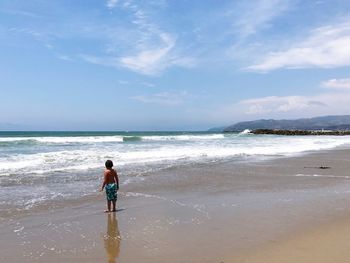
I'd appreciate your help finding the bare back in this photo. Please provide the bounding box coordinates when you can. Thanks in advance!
[104,169,118,185]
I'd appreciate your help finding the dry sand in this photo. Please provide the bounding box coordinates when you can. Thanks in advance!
[2,148,350,262]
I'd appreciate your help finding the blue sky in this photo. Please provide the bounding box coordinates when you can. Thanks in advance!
[1,0,350,130]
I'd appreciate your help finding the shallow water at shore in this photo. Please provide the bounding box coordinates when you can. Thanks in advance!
[2,131,350,220]
[2,148,350,262]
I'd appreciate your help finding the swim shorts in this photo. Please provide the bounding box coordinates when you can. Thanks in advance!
[105,183,117,201]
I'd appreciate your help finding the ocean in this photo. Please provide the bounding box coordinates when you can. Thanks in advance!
[1,131,350,219]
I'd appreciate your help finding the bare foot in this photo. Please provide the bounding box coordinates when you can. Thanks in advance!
[112,209,117,212]
[104,210,111,213]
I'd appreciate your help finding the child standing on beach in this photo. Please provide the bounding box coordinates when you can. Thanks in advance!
[100,160,119,213]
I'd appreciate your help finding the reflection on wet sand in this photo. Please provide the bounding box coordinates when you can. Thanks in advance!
[104,213,121,263]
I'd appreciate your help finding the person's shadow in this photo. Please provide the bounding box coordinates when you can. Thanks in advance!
[104,213,121,263]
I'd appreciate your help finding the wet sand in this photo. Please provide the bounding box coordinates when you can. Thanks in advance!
[237,216,350,263]
[2,148,350,262]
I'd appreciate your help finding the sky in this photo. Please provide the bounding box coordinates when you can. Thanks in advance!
[1,0,350,131]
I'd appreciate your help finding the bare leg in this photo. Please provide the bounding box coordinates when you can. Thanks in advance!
[105,200,112,212]
[112,200,116,212]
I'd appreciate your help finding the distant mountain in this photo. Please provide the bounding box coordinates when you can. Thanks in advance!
[223,115,350,132]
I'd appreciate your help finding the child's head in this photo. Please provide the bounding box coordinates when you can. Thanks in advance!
[105,160,113,169]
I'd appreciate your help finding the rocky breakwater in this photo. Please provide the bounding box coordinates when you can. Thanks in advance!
[252,129,350,136]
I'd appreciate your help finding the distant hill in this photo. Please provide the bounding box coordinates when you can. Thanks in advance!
[223,115,350,132]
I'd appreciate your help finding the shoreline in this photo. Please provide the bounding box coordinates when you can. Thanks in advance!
[2,147,350,262]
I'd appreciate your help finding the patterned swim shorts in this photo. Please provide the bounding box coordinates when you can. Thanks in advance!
[105,183,117,201]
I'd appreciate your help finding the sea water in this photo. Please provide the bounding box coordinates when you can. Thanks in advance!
[1,131,350,218]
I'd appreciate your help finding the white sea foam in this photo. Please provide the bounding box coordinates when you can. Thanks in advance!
[2,132,350,215]
[0,136,124,144]
[0,134,225,145]
[0,137,32,142]
[142,134,225,141]
[239,129,251,134]
[295,174,350,179]
[1,134,350,177]
[36,136,124,143]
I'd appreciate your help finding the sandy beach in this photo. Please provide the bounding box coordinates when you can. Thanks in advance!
[4,0,350,261]
[2,148,350,262]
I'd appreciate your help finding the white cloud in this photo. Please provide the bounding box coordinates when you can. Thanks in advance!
[322,78,350,89]
[118,80,130,85]
[139,82,155,87]
[81,2,194,75]
[82,32,194,75]
[247,21,350,71]
[119,33,193,75]
[56,54,73,61]
[231,0,291,38]
[240,96,326,115]
[117,79,155,87]
[132,91,188,105]
[211,90,350,124]
[0,9,44,18]
[106,0,118,9]
[80,54,116,67]
[118,3,195,75]
[8,27,43,38]
[119,33,174,74]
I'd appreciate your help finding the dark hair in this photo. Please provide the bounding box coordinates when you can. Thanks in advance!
[105,160,113,168]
